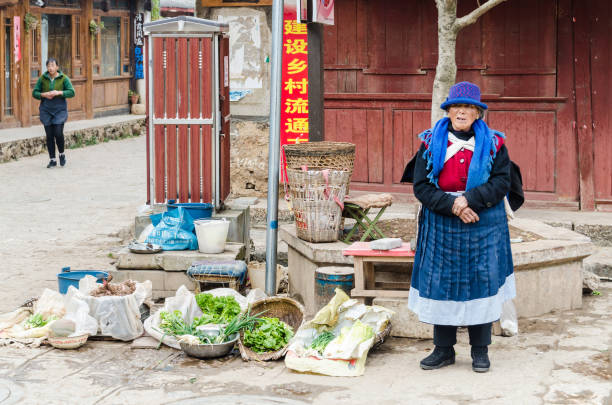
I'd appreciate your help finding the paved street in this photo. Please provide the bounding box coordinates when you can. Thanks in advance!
[0,135,610,404]
[0,135,145,313]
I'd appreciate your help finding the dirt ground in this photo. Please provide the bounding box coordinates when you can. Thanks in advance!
[0,136,611,404]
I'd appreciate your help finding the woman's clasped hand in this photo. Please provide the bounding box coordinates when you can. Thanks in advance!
[452,196,479,223]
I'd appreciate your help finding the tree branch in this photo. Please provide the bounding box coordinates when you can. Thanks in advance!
[454,0,507,31]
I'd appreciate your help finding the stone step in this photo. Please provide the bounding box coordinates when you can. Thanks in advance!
[583,247,612,279]
[113,242,246,271]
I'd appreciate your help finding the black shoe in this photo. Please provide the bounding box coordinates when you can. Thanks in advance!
[59,154,66,167]
[47,160,57,168]
[471,346,490,373]
[420,346,455,370]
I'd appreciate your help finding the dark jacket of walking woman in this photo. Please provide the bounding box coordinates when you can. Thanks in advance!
[32,58,75,168]
[407,81,515,373]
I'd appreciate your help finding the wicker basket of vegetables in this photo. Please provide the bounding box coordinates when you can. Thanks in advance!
[238,297,305,361]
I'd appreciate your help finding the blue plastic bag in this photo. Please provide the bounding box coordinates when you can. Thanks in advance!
[145,207,198,250]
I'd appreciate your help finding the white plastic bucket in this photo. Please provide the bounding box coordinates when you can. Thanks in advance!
[194,219,230,253]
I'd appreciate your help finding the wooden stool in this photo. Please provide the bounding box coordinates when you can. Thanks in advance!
[342,242,415,304]
[342,193,393,243]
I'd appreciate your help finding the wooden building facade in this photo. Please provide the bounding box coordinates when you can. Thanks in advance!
[0,0,136,129]
[323,0,611,210]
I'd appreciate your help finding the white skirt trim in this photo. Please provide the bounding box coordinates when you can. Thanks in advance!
[407,273,516,326]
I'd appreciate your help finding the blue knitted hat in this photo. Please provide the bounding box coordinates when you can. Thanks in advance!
[440,81,488,110]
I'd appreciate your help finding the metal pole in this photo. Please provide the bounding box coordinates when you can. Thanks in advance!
[265,0,284,295]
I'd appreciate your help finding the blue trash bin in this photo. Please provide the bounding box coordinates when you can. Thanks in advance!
[57,267,108,294]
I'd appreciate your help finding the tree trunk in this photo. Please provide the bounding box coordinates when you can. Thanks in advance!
[431,0,459,125]
[430,0,507,126]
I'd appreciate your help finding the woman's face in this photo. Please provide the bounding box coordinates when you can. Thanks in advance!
[448,104,480,132]
[47,61,58,76]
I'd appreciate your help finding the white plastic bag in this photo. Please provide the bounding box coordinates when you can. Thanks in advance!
[33,289,66,320]
[144,286,268,349]
[144,285,203,349]
[67,280,152,341]
[62,294,99,337]
[500,299,518,336]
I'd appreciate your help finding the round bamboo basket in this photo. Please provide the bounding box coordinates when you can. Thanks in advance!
[238,297,305,361]
[283,142,356,179]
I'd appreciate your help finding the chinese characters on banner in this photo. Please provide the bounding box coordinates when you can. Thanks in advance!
[134,13,144,79]
[280,5,308,181]
[14,16,21,63]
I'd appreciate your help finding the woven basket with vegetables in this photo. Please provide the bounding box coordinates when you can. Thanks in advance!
[238,297,304,361]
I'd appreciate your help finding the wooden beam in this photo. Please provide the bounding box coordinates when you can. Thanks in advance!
[83,0,93,119]
[573,1,595,210]
[19,0,32,127]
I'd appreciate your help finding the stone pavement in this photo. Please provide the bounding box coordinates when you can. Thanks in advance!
[0,129,611,404]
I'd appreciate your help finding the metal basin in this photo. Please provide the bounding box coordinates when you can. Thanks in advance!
[179,333,238,359]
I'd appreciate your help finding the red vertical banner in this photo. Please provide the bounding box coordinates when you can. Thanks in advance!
[280,5,308,181]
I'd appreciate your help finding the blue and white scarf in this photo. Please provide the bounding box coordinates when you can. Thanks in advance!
[419,117,504,190]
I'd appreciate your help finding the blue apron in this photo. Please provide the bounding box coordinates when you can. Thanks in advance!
[408,200,515,326]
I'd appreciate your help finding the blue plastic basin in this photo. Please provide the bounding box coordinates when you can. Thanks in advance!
[57,267,108,294]
[167,202,213,221]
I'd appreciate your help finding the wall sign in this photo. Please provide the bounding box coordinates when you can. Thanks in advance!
[134,46,144,79]
[134,13,144,47]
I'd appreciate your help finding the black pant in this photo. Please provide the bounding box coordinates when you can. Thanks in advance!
[44,123,65,159]
[433,323,492,347]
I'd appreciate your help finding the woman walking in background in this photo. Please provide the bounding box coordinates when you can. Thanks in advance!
[32,58,75,168]
[408,81,515,373]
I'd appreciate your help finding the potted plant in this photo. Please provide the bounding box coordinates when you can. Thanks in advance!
[24,13,38,33]
[128,90,140,104]
[89,19,105,37]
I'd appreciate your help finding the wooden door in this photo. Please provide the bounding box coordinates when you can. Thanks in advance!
[148,35,213,204]
[0,11,16,124]
[590,0,612,205]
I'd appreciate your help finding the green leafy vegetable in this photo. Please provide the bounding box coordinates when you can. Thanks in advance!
[24,313,56,329]
[194,294,241,325]
[310,331,335,354]
[159,310,193,336]
[243,317,294,353]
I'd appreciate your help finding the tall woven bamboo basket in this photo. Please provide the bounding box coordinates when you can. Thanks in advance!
[283,142,356,180]
[238,297,305,361]
[286,169,349,242]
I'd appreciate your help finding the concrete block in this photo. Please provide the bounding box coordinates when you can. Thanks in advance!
[113,268,166,291]
[231,197,259,206]
[134,204,167,238]
[280,225,354,265]
[213,207,250,250]
[372,297,433,339]
[514,261,582,318]
[248,261,283,292]
[164,271,195,291]
[116,243,245,271]
[287,247,318,317]
[509,218,591,242]
[583,247,612,278]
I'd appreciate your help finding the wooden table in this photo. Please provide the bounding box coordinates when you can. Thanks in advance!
[343,242,415,303]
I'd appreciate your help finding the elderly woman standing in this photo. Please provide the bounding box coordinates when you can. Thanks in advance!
[32,58,75,168]
[408,81,514,373]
